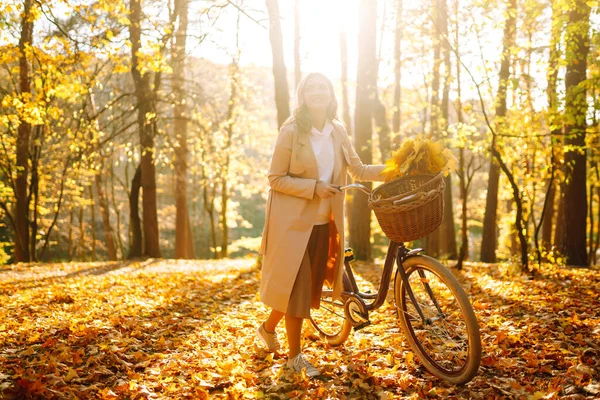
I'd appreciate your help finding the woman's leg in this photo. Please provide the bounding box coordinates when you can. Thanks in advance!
[284,224,329,360]
[262,309,303,358]
[264,309,284,333]
[285,315,303,358]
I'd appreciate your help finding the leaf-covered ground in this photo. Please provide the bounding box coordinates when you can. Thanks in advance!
[1,257,599,399]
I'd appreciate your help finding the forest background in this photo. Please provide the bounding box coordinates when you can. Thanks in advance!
[1,0,599,270]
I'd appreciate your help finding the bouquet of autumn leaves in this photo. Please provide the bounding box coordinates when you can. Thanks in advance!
[382,136,458,182]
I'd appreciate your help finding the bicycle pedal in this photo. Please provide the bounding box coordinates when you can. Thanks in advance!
[353,320,371,331]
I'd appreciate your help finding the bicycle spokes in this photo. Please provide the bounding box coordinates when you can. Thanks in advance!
[400,268,471,373]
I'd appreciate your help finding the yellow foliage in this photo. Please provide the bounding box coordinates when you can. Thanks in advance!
[382,136,458,181]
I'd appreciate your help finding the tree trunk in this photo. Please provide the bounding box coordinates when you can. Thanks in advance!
[15,0,34,263]
[439,0,457,259]
[128,164,143,259]
[441,188,458,255]
[542,0,562,252]
[220,15,242,259]
[455,0,468,270]
[421,61,429,135]
[130,0,161,258]
[110,162,124,258]
[221,66,239,259]
[68,206,74,261]
[392,0,403,136]
[350,0,376,261]
[562,0,590,266]
[592,181,600,265]
[204,185,218,259]
[554,187,565,250]
[340,31,352,134]
[340,29,353,231]
[589,181,594,264]
[29,130,40,262]
[173,0,194,259]
[429,0,442,139]
[481,164,500,262]
[542,176,557,250]
[374,2,391,161]
[96,167,117,261]
[78,201,85,260]
[426,0,444,257]
[294,0,301,88]
[593,164,600,265]
[374,99,391,161]
[266,0,290,128]
[89,185,96,261]
[480,0,516,263]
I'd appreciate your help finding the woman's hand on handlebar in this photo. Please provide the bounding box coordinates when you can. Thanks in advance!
[316,181,342,199]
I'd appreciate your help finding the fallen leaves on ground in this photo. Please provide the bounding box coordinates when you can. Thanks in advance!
[0,257,599,399]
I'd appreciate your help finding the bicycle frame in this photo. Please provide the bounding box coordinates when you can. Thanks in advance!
[342,241,400,312]
[341,240,442,326]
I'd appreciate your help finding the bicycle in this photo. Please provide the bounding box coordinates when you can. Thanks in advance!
[309,177,482,385]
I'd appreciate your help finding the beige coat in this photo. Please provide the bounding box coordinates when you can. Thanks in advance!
[259,121,385,313]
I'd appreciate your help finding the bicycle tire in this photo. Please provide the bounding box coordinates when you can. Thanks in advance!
[394,255,481,384]
[309,271,352,346]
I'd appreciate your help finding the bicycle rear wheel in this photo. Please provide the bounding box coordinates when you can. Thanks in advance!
[395,255,481,384]
[309,272,352,346]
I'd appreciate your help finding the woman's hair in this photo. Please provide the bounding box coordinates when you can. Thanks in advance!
[283,72,338,134]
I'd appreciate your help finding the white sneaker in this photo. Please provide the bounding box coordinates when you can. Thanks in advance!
[286,353,320,377]
[256,323,281,352]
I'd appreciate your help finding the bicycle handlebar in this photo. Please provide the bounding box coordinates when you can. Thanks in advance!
[339,183,371,195]
[340,183,421,206]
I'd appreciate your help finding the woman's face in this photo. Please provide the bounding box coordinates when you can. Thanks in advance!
[302,75,332,111]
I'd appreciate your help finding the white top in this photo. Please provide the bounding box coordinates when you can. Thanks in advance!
[310,120,335,225]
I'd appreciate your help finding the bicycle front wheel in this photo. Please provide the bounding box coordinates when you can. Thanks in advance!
[395,255,481,384]
[309,272,352,346]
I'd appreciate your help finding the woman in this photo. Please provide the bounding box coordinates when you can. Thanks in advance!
[257,72,385,377]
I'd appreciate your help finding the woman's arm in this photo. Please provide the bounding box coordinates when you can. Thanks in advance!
[343,135,386,182]
[267,127,317,199]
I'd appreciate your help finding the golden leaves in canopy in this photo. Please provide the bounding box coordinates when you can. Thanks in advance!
[382,136,458,182]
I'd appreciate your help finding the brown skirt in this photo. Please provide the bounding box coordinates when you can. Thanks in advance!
[286,223,330,319]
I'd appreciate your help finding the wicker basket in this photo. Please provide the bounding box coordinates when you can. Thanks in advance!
[368,172,445,243]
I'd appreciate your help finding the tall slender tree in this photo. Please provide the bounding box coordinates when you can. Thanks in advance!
[480,0,516,263]
[14,0,34,262]
[455,0,467,269]
[439,0,457,259]
[128,165,143,259]
[350,0,377,260]
[95,161,117,261]
[340,26,353,230]
[374,0,391,160]
[426,0,444,256]
[89,186,96,261]
[220,14,242,259]
[542,0,563,252]
[340,31,352,134]
[266,0,290,128]
[294,0,301,88]
[173,0,195,259]
[429,0,443,139]
[561,0,590,266]
[129,0,161,258]
[392,0,403,136]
